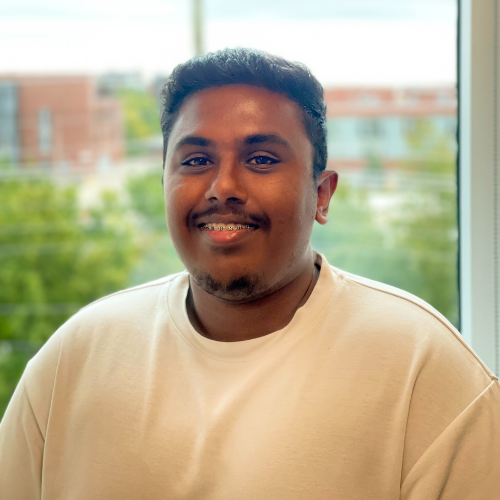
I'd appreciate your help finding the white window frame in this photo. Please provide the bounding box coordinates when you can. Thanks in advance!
[459,0,500,375]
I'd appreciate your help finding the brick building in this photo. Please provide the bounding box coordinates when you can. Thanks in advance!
[0,77,456,174]
[0,76,124,172]
[323,87,457,170]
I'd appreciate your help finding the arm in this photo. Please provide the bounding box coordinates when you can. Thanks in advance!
[0,378,44,500]
[401,380,500,499]
[0,331,63,500]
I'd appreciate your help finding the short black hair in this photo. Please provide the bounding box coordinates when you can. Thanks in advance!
[160,48,327,179]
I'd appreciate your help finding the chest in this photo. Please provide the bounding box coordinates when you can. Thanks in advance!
[42,348,408,500]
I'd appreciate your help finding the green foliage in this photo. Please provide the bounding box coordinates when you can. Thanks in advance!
[127,171,166,229]
[392,188,458,323]
[313,118,458,326]
[127,172,184,285]
[117,89,162,155]
[394,119,458,324]
[312,184,387,275]
[0,174,138,418]
[118,89,161,140]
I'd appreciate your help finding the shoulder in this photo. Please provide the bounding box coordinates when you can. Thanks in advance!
[20,272,188,434]
[328,266,500,481]
[56,271,188,345]
[331,264,496,381]
[76,272,183,324]
[22,272,187,398]
[51,271,190,340]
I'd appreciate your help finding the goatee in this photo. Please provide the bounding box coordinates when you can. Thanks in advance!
[191,269,263,301]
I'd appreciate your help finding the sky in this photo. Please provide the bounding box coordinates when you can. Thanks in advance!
[1,0,457,86]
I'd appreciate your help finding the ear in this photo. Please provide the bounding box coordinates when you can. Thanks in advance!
[315,170,338,225]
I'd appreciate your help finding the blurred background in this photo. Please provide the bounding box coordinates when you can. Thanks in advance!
[0,0,458,417]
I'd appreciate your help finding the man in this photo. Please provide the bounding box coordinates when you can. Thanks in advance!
[1,48,499,499]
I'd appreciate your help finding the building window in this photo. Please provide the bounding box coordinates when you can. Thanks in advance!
[38,108,52,154]
[0,82,19,164]
[403,118,417,134]
[358,119,383,138]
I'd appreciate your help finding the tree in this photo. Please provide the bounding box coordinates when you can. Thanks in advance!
[127,172,184,285]
[0,170,138,418]
[312,118,458,326]
[117,89,162,156]
[393,119,458,325]
[311,183,389,277]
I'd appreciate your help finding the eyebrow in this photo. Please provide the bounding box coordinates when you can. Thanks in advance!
[173,133,291,152]
[243,134,291,148]
[173,136,215,151]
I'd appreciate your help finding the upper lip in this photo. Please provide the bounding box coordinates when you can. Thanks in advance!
[196,215,259,227]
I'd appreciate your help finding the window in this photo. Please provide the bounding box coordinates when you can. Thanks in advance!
[0,0,463,418]
[38,108,52,154]
[358,119,384,139]
[0,82,19,163]
[459,0,500,374]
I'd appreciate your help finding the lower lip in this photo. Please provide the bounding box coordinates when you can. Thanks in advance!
[199,227,258,245]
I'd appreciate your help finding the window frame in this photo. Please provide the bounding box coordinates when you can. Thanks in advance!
[459,0,500,375]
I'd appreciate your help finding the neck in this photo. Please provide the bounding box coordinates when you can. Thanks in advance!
[186,252,320,342]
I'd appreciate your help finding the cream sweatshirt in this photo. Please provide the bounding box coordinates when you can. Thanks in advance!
[1,256,499,499]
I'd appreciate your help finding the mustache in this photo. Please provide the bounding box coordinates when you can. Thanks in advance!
[190,205,271,229]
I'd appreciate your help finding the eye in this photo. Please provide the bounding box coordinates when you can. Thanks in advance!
[247,155,279,166]
[181,156,213,167]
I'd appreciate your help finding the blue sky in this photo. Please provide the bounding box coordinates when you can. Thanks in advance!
[1,0,457,85]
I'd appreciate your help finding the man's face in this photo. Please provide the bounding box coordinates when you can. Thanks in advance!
[163,84,329,301]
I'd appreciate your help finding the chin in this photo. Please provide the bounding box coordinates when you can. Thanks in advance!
[191,268,266,302]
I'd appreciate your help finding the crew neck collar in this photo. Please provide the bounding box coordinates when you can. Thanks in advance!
[167,253,339,363]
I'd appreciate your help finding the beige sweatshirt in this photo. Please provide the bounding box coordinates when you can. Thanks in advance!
[1,257,499,499]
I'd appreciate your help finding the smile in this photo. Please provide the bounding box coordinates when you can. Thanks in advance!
[198,222,259,246]
[200,223,258,231]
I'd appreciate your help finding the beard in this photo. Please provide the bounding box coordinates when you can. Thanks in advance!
[191,268,265,302]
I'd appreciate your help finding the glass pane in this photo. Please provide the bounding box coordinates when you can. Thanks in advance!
[0,0,458,418]
[38,108,52,154]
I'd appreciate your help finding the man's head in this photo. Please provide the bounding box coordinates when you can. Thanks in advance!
[161,48,337,302]
[160,48,328,180]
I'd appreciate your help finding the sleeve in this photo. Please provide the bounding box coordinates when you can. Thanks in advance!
[0,379,44,500]
[401,379,500,500]
[0,330,63,500]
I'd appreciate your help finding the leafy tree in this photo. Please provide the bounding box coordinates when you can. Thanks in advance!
[393,119,458,324]
[0,170,138,418]
[313,118,458,326]
[311,184,389,276]
[117,89,162,155]
[127,172,184,285]
[128,171,166,229]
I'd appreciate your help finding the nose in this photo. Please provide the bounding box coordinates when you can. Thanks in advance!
[205,155,248,204]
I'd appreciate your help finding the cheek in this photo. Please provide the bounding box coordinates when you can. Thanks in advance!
[164,177,195,234]
[267,184,315,241]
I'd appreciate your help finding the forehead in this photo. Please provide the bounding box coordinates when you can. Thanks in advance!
[167,84,309,148]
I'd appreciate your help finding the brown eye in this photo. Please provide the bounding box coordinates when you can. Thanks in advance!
[181,157,213,167]
[247,155,279,166]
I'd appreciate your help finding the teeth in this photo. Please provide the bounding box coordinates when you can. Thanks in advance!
[202,223,254,231]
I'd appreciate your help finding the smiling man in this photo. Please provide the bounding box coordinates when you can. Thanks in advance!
[1,48,500,499]
[164,81,334,342]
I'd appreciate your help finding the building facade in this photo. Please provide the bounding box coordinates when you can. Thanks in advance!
[0,79,456,174]
[324,87,457,170]
[0,76,123,172]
